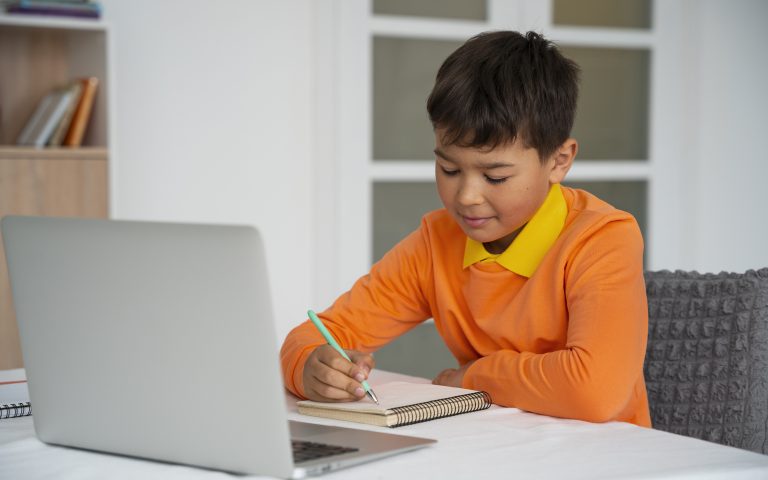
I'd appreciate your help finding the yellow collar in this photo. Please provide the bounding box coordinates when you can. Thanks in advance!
[462,183,567,277]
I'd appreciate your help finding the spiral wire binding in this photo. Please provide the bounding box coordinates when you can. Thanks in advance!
[0,402,32,419]
[388,391,492,427]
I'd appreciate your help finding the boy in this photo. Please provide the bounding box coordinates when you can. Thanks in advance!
[281,31,650,426]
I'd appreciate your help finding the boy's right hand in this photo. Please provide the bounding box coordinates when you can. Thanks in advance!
[302,344,375,402]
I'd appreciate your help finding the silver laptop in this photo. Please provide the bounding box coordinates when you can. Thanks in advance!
[1,216,435,478]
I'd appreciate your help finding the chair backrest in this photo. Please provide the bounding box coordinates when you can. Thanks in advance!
[644,268,768,454]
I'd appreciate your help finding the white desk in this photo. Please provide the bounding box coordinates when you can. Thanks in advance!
[2,370,768,479]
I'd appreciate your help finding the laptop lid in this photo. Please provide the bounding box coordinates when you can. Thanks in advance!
[3,216,435,478]
[2,216,296,477]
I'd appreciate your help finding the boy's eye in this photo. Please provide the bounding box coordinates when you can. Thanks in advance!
[440,166,459,176]
[485,175,508,185]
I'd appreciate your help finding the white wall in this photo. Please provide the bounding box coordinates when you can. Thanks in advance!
[689,0,768,273]
[103,0,315,340]
[102,0,768,345]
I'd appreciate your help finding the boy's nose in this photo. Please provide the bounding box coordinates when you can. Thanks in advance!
[456,182,484,207]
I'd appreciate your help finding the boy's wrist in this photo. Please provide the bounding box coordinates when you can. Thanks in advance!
[459,359,481,389]
[293,346,318,399]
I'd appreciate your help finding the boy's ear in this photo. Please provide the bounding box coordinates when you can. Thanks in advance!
[548,138,577,184]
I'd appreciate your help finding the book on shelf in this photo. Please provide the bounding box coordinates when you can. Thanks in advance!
[62,77,99,147]
[16,86,79,148]
[15,77,98,149]
[47,81,82,147]
[0,370,31,420]
[15,91,56,146]
[296,381,492,428]
[5,1,102,19]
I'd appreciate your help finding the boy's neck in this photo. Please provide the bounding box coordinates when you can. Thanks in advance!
[483,228,523,255]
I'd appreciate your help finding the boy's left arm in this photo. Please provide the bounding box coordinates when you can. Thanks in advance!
[457,219,648,423]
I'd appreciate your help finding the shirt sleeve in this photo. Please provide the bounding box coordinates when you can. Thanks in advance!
[280,224,434,398]
[462,218,648,422]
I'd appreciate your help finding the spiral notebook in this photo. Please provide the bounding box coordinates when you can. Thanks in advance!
[297,381,492,428]
[0,377,31,420]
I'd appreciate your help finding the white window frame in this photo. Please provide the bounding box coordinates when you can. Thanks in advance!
[314,0,688,304]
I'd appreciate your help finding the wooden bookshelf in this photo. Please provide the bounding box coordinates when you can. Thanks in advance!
[0,146,108,160]
[0,14,111,369]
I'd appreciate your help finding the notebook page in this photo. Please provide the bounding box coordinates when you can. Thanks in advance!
[0,382,29,405]
[0,368,26,384]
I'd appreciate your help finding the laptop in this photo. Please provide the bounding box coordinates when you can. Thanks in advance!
[1,216,435,478]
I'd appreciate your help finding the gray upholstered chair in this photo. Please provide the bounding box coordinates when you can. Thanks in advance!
[644,268,768,454]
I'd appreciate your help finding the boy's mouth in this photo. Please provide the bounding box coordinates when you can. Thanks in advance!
[462,216,492,228]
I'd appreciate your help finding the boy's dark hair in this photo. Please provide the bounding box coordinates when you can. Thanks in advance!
[427,31,580,161]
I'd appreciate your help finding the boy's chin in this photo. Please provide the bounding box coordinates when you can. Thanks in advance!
[460,228,498,245]
[450,213,516,246]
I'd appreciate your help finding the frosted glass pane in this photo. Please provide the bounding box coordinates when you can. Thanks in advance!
[373,182,443,262]
[373,0,487,21]
[564,180,647,242]
[561,47,650,160]
[374,37,464,160]
[554,0,651,29]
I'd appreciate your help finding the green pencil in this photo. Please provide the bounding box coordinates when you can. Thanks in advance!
[307,309,380,405]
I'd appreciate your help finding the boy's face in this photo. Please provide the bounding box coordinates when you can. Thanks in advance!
[434,129,574,254]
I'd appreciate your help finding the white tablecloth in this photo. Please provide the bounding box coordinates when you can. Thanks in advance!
[2,370,768,479]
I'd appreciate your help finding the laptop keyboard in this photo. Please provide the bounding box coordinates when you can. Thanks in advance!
[292,440,359,463]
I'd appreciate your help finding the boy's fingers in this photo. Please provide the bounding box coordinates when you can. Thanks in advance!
[316,345,369,382]
[432,368,453,386]
[305,346,367,400]
[307,362,365,401]
[307,379,362,401]
[347,350,376,375]
[322,352,366,383]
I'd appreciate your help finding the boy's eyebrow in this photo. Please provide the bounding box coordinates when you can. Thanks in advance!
[433,148,515,169]
[433,147,454,162]
[480,162,516,170]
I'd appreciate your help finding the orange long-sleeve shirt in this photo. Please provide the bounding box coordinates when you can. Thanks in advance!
[281,187,651,426]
